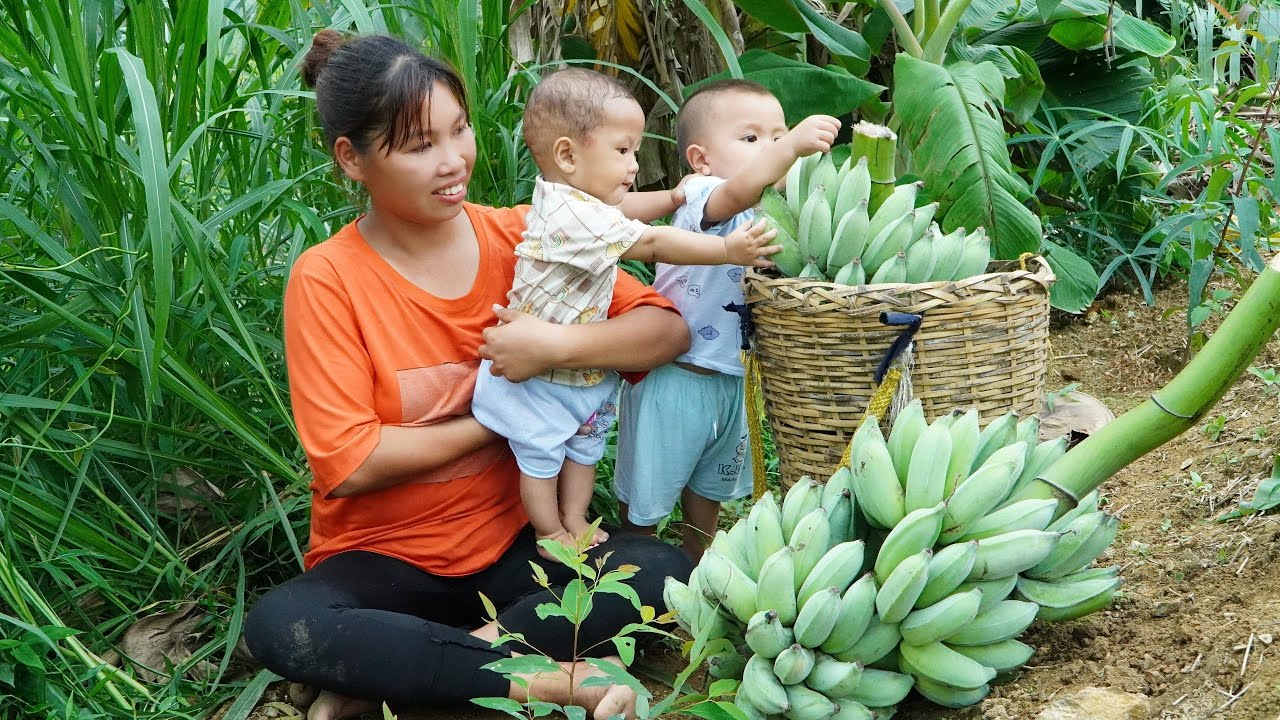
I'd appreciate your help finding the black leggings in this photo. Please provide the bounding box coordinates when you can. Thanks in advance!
[243,526,693,709]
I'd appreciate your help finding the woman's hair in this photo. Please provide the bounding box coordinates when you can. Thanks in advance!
[301,30,469,155]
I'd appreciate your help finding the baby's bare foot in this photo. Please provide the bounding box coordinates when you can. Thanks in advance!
[306,690,378,720]
[562,515,608,547]
[535,528,576,562]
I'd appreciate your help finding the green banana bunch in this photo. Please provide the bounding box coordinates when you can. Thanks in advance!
[668,409,1122,714]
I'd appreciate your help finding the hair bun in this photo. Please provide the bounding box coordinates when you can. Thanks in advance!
[302,29,344,88]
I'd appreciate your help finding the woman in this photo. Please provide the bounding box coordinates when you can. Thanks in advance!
[243,30,694,720]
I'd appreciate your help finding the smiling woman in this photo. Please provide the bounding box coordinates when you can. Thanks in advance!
[240,30,696,720]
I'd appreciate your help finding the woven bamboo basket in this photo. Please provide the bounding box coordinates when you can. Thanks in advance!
[744,258,1054,487]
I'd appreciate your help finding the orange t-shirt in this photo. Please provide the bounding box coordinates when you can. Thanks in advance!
[285,203,677,576]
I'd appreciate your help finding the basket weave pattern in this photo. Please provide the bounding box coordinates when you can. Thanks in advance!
[744,258,1054,487]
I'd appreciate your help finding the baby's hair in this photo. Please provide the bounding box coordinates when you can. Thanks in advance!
[522,68,637,168]
[301,30,469,155]
[676,79,775,163]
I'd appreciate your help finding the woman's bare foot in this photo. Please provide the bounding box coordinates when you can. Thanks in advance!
[562,514,608,547]
[306,690,378,720]
[570,656,637,720]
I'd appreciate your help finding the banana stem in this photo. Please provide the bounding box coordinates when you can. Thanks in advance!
[851,122,899,213]
[922,0,981,63]
[1011,254,1280,516]
[926,0,942,36]
[877,0,925,58]
[913,0,927,42]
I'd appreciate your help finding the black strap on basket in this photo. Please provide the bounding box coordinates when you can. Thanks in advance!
[724,301,755,351]
[875,311,923,384]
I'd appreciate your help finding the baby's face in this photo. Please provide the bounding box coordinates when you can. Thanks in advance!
[574,98,645,205]
[695,92,788,178]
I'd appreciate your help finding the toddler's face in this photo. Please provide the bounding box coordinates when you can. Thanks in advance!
[694,92,788,178]
[573,98,645,205]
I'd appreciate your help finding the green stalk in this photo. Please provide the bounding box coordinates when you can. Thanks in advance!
[1011,254,1280,515]
[913,0,927,41]
[926,0,941,36]
[878,0,925,58]
[851,122,899,214]
[922,0,982,63]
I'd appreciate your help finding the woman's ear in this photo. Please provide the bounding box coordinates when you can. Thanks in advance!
[333,137,365,182]
[552,136,576,175]
[685,143,712,175]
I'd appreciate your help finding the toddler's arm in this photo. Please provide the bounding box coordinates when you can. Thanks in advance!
[702,114,842,225]
[617,175,695,222]
[622,219,780,267]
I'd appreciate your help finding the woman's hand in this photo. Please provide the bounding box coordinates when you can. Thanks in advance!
[479,305,569,382]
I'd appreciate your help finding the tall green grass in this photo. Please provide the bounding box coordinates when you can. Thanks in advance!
[0,1,538,716]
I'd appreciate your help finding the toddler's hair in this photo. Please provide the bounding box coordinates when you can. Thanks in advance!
[523,68,637,169]
[676,79,775,164]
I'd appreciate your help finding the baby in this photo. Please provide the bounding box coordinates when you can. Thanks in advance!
[471,68,779,559]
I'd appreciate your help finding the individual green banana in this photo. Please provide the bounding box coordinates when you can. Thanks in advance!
[1059,564,1120,582]
[756,545,800,625]
[1009,436,1070,498]
[873,503,945,584]
[809,155,840,208]
[931,227,966,281]
[784,683,840,720]
[874,548,931,623]
[954,574,1018,613]
[953,228,992,279]
[699,548,759,623]
[1046,489,1101,532]
[1016,574,1123,611]
[822,489,855,547]
[742,652,792,714]
[869,250,907,284]
[939,459,1019,543]
[707,646,748,679]
[1015,415,1040,463]
[899,587,984,646]
[827,201,871,272]
[791,507,833,589]
[1027,512,1118,579]
[968,530,1060,581]
[833,156,871,221]
[886,399,926,486]
[912,675,991,708]
[761,186,800,240]
[944,599,1038,646]
[823,466,855,506]
[717,523,755,580]
[904,422,952,513]
[898,640,996,690]
[769,224,807,277]
[785,155,808,217]
[782,477,823,539]
[746,609,797,659]
[774,643,817,685]
[795,586,843,648]
[830,700,874,720]
[805,654,865,698]
[848,418,906,529]
[970,412,1018,472]
[972,441,1028,489]
[819,573,878,654]
[954,498,1059,542]
[865,181,921,243]
[832,258,865,286]
[663,577,699,633]
[733,691,768,720]
[911,203,939,238]
[839,668,913,707]
[798,262,826,280]
[1033,581,1121,622]
[903,226,938,284]
[1025,511,1105,577]
[948,638,1035,672]
[944,409,980,497]
[798,193,834,272]
[833,614,900,666]
[863,214,913,275]
[798,540,865,607]
[914,540,978,608]
[747,491,787,578]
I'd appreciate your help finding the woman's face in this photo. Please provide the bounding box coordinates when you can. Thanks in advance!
[344,82,477,227]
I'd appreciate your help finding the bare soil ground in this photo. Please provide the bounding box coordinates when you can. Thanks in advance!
[244,279,1280,720]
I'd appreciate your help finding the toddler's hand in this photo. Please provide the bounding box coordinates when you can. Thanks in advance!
[724,219,781,268]
[670,173,697,208]
[785,115,842,158]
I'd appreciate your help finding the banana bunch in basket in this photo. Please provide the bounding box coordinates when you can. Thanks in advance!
[763,152,991,285]
[663,402,1123,716]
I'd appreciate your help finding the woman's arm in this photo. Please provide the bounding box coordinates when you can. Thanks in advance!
[332,420,498,498]
[480,305,689,383]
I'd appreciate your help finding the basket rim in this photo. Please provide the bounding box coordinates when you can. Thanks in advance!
[745,255,1055,295]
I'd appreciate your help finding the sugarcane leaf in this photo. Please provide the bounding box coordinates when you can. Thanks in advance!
[893,54,1042,259]
[1041,239,1100,312]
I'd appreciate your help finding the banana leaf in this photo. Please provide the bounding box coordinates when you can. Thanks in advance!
[950,39,1045,123]
[686,50,884,126]
[893,54,1043,259]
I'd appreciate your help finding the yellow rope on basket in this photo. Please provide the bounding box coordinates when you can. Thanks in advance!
[1016,251,1036,271]
[837,367,903,470]
[743,350,770,499]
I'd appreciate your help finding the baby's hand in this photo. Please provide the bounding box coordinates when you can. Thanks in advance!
[785,115,842,158]
[724,219,781,267]
[670,173,698,208]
